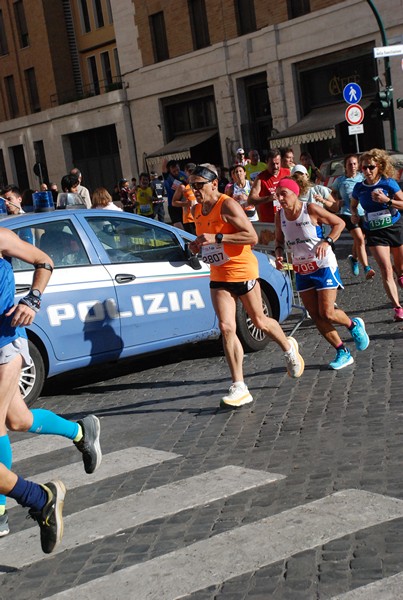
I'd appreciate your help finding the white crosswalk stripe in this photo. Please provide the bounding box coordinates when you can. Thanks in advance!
[12,434,71,462]
[331,571,403,599]
[7,446,181,508]
[43,489,403,600]
[1,465,284,571]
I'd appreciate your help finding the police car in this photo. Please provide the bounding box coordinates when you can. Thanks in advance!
[2,210,293,405]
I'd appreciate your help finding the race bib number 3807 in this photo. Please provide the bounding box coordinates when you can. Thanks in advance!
[201,243,230,266]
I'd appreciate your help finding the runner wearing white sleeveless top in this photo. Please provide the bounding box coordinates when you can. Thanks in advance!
[274,178,370,371]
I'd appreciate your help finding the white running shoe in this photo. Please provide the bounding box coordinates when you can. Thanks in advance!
[285,336,305,378]
[220,383,253,408]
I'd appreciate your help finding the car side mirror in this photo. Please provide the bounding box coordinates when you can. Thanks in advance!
[184,243,202,270]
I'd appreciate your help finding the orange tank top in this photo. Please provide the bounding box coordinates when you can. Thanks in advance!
[194,194,258,282]
[182,185,196,224]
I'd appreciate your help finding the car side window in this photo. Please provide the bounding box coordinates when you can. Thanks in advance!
[86,216,185,263]
[11,220,90,271]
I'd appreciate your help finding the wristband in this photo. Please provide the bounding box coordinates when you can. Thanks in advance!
[19,291,41,312]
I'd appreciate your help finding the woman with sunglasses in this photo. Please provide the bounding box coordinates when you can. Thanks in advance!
[188,163,304,409]
[351,149,403,322]
[331,154,375,280]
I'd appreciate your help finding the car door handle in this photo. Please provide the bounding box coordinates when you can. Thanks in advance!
[115,274,136,284]
[15,284,31,294]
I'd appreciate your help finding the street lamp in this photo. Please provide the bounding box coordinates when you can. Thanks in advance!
[366,0,398,150]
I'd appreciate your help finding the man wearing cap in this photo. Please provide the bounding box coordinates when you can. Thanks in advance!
[235,148,249,167]
[248,148,290,223]
[274,178,369,371]
[188,164,304,409]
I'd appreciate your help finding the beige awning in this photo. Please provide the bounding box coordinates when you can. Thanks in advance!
[145,130,218,170]
[269,101,370,147]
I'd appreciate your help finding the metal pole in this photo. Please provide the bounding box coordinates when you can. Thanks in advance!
[355,134,360,153]
[366,0,398,150]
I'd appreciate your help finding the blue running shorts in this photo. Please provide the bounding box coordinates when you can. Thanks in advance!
[295,266,344,292]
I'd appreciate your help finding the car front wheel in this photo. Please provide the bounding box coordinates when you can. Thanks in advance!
[19,340,45,406]
[236,288,273,353]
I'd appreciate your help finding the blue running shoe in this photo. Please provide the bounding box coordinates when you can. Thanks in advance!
[364,265,375,280]
[329,347,354,370]
[350,317,369,351]
[348,255,359,276]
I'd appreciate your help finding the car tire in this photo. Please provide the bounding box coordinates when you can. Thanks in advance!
[19,340,45,406]
[236,288,273,353]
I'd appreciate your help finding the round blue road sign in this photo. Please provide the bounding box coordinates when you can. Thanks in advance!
[343,83,362,104]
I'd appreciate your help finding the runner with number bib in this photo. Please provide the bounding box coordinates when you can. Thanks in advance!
[274,178,370,371]
[189,164,304,409]
[351,149,403,322]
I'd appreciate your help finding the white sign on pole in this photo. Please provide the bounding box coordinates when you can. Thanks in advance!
[348,124,364,135]
[374,44,403,58]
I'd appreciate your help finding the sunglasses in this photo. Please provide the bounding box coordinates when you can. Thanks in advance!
[189,181,211,190]
[362,165,377,171]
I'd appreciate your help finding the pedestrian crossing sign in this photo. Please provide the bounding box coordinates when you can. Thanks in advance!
[343,82,362,104]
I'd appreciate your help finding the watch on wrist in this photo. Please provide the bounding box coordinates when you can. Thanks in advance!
[387,200,393,207]
[215,233,224,244]
[34,262,53,273]
[30,289,42,299]
[324,236,334,248]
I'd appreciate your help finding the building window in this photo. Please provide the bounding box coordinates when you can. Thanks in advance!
[188,0,210,50]
[0,150,7,189]
[105,0,113,24]
[100,51,113,87]
[87,56,100,95]
[287,0,310,19]
[4,75,19,118]
[25,67,40,113]
[149,12,169,63]
[13,1,29,48]
[93,0,104,28]
[0,10,9,55]
[79,0,91,33]
[234,0,256,36]
[164,89,217,138]
[113,48,121,78]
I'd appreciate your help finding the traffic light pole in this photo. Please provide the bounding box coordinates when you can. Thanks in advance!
[366,0,398,150]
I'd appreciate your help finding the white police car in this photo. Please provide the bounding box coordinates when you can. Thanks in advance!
[3,210,293,405]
